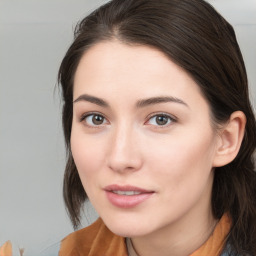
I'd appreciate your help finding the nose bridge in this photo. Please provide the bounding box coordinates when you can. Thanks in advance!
[107,120,142,172]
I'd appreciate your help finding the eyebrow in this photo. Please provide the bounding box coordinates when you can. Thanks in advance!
[73,94,188,108]
[136,96,188,108]
[73,94,109,107]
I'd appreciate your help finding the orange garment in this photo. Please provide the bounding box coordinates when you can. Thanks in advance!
[59,214,231,256]
[190,213,231,256]
[0,241,12,256]
[59,218,127,256]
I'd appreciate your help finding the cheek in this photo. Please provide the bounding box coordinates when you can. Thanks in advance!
[145,135,216,215]
[70,131,104,183]
[145,130,217,187]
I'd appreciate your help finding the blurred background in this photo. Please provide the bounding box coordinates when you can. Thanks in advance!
[0,0,255,255]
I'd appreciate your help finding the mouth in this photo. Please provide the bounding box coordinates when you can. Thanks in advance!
[112,190,143,196]
[104,184,155,208]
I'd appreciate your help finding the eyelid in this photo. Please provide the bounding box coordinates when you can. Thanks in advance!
[79,110,105,120]
[145,112,177,127]
[80,112,109,127]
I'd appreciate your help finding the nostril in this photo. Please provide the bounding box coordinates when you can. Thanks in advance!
[107,155,143,173]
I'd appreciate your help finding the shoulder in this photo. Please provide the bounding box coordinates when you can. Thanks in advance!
[59,218,128,256]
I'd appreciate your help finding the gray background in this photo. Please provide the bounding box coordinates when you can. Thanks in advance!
[0,0,255,255]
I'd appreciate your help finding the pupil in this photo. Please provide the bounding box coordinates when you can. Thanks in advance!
[156,115,168,125]
[93,115,103,125]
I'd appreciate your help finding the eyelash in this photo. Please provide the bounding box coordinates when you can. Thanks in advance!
[145,113,177,128]
[79,112,177,128]
[80,112,108,128]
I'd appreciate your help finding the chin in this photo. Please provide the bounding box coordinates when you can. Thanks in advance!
[102,214,153,238]
[108,225,148,238]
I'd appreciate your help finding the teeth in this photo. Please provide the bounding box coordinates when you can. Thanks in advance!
[113,190,141,196]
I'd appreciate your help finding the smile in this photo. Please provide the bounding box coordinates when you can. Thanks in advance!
[104,185,155,208]
[112,190,142,196]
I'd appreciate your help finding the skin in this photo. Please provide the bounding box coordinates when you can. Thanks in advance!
[71,41,224,256]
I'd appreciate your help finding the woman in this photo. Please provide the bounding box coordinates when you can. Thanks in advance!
[58,0,256,255]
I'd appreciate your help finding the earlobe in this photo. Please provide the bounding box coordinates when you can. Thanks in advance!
[213,111,246,167]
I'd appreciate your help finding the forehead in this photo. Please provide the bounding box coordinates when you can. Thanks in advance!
[73,40,206,109]
[74,40,178,84]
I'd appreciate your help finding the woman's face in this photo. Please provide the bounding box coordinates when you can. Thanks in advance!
[71,41,220,238]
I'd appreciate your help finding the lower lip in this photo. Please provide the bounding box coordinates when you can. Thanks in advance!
[105,191,154,208]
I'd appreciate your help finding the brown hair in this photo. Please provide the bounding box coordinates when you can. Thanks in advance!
[58,0,256,254]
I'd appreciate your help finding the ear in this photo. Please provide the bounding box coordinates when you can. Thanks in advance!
[213,111,246,167]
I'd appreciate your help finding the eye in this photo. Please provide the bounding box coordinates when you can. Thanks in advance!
[146,114,176,127]
[81,113,108,127]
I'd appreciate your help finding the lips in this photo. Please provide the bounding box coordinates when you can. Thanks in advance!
[104,185,154,208]
[112,190,142,195]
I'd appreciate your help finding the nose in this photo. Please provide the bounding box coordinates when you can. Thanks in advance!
[107,124,143,173]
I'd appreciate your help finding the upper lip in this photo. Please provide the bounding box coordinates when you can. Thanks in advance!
[104,184,154,193]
